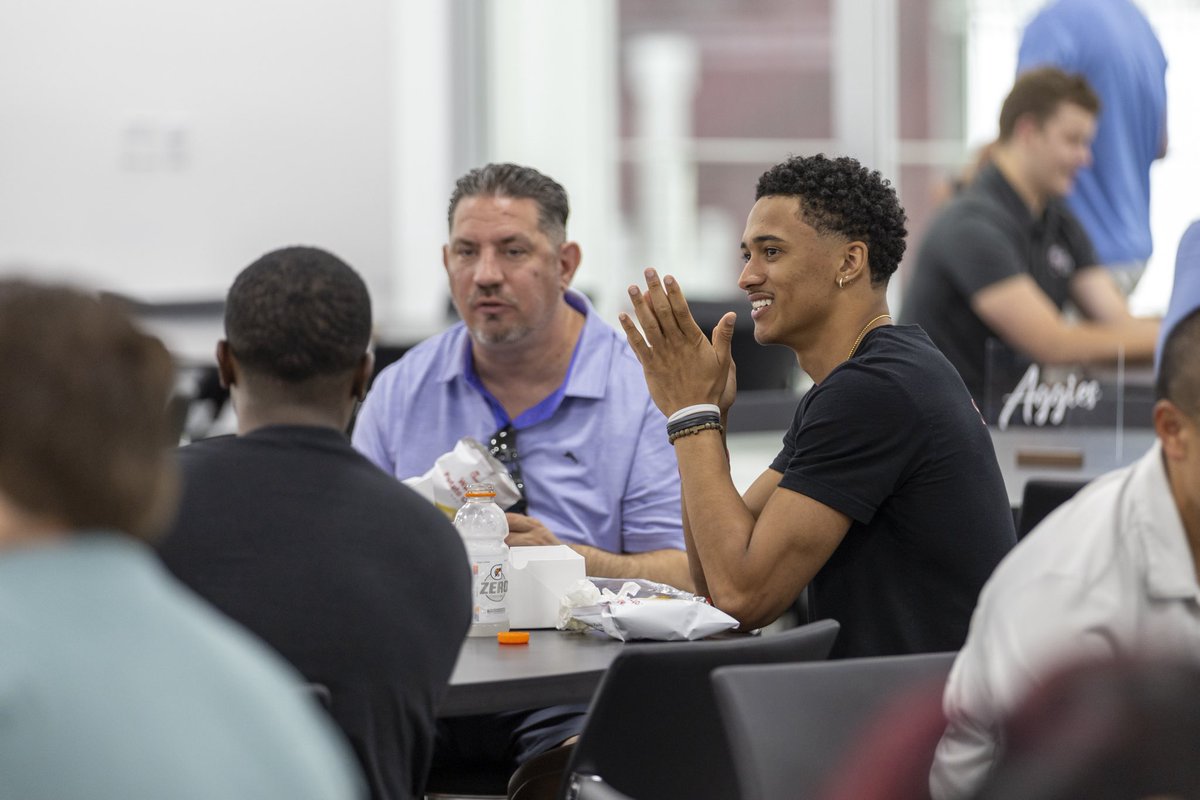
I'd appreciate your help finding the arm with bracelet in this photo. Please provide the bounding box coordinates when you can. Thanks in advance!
[619,269,853,629]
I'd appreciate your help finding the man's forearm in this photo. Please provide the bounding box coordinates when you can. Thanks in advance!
[681,494,711,598]
[679,419,731,599]
[673,429,760,606]
[569,544,694,592]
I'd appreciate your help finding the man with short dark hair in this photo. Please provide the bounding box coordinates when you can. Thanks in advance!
[158,247,470,800]
[902,67,1159,403]
[0,279,363,800]
[622,154,1016,657]
[931,305,1200,799]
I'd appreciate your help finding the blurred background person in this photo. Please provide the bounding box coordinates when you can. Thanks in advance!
[1018,0,1168,295]
[0,279,363,800]
[902,68,1159,405]
[972,657,1200,800]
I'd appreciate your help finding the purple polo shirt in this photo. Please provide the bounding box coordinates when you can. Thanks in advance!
[352,290,684,554]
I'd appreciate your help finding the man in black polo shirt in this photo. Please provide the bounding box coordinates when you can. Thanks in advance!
[621,154,1016,658]
[902,68,1159,404]
[158,247,471,800]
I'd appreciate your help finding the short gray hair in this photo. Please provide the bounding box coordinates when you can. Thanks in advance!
[447,163,570,243]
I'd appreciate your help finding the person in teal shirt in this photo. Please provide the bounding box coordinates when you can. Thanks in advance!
[0,279,364,800]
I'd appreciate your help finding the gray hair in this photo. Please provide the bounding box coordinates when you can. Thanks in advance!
[447,163,569,243]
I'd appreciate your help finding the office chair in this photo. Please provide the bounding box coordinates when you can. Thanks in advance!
[713,651,958,800]
[558,619,841,800]
[1016,478,1090,539]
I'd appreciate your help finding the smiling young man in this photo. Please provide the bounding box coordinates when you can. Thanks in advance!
[621,154,1016,658]
[902,67,1159,403]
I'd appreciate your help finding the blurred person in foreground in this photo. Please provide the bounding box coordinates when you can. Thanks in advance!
[902,68,1159,404]
[931,305,1200,799]
[158,247,470,800]
[0,279,362,800]
[971,657,1200,800]
[1018,0,1168,294]
[620,154,1016,658]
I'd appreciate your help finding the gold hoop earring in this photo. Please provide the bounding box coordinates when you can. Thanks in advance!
[838,277,845,289]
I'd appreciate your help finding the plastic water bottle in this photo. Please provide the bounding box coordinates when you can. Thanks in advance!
[454,483,511,637]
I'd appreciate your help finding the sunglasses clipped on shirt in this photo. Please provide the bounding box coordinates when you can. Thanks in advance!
[488,423,528,515]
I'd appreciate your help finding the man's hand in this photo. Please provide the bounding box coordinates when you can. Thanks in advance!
[505,513,563,547]
[618,268,737,417]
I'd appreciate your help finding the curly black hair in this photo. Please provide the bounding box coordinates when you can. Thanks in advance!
[755,154,908,285]
[225,246,372,382]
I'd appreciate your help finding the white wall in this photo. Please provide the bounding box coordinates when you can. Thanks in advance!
[480,0,623,321]
[0,0,395,308]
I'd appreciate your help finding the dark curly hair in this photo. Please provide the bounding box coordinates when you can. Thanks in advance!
[755,154,908,285]
[225,246,372,382]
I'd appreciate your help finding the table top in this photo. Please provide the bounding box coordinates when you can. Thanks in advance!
[441,628,627,717]
[989,426,1156,505]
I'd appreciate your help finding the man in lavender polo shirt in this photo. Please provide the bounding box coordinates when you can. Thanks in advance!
[353,163,687,588]
[352,163,686,796]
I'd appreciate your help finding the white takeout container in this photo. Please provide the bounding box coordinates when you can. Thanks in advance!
[507,545,586,629]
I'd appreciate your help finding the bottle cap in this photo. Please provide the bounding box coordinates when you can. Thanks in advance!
[464,483,497,499]
[497,631,530,645]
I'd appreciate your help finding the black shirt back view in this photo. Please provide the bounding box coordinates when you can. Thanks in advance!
[159,425,471,800]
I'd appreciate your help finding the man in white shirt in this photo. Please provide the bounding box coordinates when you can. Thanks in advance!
[931,306,1200,799]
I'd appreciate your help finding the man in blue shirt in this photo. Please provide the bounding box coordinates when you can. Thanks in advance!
[1019,0,1168,292]
[353,163,687,796]
[353,163,687,587]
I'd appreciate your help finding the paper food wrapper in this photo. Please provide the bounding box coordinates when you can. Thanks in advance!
[508,545,587,629]
[557,578,738,641]
[403,437,522,517]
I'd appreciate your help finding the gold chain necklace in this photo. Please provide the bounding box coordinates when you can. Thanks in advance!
[847,314,892,359]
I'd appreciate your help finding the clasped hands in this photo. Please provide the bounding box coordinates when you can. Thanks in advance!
[618,268,737,419]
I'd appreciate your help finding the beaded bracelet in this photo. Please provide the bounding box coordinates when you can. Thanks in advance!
[667,420,724,444]
[666,411,721,437]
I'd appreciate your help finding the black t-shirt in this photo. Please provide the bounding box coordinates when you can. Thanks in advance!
[769,326,1015,658]
[158,425,471,800]
[900,164,1098,402]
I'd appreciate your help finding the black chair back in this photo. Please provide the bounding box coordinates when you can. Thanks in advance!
[712,651,957,800]
[1017,478,1089,539]
[560,619,840,800]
